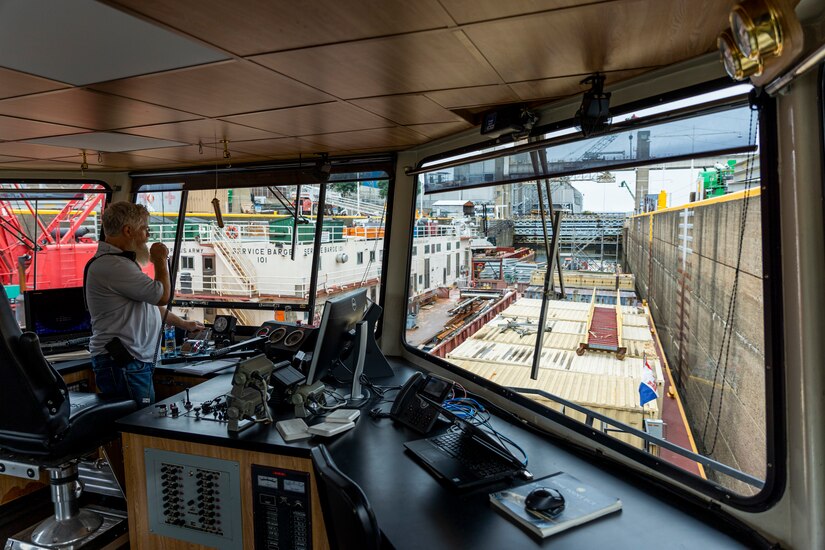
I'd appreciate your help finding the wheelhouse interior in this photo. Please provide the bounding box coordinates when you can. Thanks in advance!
[0,1,824,549]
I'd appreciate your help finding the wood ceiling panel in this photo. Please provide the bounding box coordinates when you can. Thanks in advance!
[108,0,455,56]
[463,0,737,82]
[253,31,502,99]
[301,127,428,150]
[0,141,86,159]
[0,89,197,130]
[53,152,189,170]
[0,67,68,100]
[0,116,88,141]
[0,159,80,170]
[406,121,474,139]
[424,85,520,109]
[349,95,466,126]
[121,119,281,144]
[92,61,334,118]
[439,0,604,24]
[222,102,394,137]
[0,154,36,163]
[509,68,653,102]
[128,144,267,164]
[229,138,326,158]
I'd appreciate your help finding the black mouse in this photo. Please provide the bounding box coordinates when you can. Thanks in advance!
[524,487,565,516]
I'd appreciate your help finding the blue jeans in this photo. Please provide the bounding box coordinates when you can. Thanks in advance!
[92,354,155,407]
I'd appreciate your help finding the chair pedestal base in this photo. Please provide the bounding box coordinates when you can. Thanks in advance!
[30,509,103,548]
[4,505,126,550]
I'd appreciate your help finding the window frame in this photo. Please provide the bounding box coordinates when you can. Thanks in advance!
[131,155,395,322]
[401,84,785,511]
[0,180,112,291]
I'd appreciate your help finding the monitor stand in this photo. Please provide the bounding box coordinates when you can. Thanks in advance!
[345,321,369,403]
[341,303,394,379]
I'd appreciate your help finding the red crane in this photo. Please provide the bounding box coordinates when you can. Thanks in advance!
[0,184,104,290]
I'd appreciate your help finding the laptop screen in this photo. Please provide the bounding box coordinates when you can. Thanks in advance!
[24,287,91,343]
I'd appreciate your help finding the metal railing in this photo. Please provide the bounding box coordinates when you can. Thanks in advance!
[508,386,765,489]
[176,264,382,299]
[413,224,479,238]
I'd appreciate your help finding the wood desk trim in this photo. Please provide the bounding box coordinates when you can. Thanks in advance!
[122,432,329,550]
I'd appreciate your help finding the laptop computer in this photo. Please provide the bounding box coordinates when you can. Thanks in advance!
[404,402,528,490]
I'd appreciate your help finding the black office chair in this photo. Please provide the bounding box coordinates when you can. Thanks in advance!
[0,285,136,548]
[310,444,392,550]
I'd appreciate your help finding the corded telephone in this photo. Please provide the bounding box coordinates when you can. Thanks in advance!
[390,372,454,434]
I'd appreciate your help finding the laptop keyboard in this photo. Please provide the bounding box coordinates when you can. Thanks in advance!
[429,430,513,478]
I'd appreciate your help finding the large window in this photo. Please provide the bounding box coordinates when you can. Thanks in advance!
[134,164,390,329]
[0,181,109,326]
[405,90,775,502]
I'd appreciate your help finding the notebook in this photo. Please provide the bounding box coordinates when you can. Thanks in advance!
[489,472,622,539]
[403,404,526,490]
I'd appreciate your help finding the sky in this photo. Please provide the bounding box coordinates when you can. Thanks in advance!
[571,166,703,213]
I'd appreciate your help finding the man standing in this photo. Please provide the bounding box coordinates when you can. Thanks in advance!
[86,201,203,406]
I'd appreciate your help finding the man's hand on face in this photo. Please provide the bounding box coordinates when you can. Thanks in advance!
[149,242,169,264]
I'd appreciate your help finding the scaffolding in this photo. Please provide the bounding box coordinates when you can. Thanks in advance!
[513,213,624,270]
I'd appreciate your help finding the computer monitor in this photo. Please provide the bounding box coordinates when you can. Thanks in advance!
[306,288,369,388]
[24,287,92,343]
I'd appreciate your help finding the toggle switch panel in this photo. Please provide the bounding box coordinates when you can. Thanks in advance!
[145,449,242,549]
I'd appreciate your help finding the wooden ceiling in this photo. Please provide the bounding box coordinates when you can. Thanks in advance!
[0,0,743,172]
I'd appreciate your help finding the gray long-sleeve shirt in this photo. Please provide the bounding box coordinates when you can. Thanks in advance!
[86,241,163,363]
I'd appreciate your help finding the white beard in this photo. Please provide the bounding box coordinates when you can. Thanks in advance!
[134,241,151,266]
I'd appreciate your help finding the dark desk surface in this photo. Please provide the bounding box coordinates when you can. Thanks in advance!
[53,354,238,378]
[117,360,752,549]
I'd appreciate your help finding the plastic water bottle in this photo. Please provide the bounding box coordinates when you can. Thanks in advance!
[14,294,25,328]
[164,325,177,357]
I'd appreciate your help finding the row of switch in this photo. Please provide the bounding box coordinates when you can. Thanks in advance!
[195,469,223,533]
[161,464,185,526]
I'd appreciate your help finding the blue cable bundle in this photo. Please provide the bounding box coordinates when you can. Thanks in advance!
[441,396,529,467]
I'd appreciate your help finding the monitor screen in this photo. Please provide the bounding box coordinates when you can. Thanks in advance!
[306,288,369,385]
[24,287,92,342]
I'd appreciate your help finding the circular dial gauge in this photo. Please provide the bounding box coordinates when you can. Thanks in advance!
[730,10,756,58]
[254,326,271,338]
[214,316,229,333]
[284,330,305,347]
[269,327,287,344]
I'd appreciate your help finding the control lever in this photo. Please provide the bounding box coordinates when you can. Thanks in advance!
[209,335,267,358]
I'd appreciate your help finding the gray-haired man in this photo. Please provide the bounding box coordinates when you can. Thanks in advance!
[85,201,203,406]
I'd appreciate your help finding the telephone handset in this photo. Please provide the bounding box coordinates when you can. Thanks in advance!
[390,372,454,434]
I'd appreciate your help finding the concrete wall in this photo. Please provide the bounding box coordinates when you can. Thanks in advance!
[625,191,764,495]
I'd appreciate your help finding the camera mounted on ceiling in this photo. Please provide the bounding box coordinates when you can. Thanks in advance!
[311,153,332,182]
[479,104,538,140]
[574,73,611,137]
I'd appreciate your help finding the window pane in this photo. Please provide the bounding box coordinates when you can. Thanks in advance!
[0,182,107,333]
[406,103,766,496]
[422,104,755,193]
[141,175,388,328]
[0,183,107,326]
